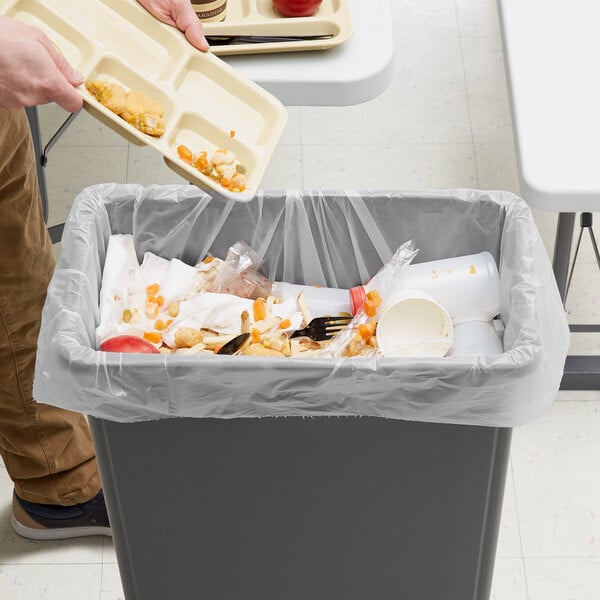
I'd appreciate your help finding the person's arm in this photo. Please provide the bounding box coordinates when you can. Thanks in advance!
[136,0,209,51]
[0,16,84,112]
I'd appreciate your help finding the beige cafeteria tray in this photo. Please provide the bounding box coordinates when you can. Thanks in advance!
[2,0,288,202]
[200,0,353,56]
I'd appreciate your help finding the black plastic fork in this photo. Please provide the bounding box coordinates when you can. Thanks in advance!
[290,316,352,341]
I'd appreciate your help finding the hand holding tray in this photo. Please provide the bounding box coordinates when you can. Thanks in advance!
[1,0,288,201]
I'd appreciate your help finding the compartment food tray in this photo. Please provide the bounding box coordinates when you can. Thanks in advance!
[2,0,288,201]
[200,0,353,56]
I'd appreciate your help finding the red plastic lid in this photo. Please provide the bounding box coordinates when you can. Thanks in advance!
[349,285,367,315]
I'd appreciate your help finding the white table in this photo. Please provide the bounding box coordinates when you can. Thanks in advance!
[224,0,394,106]
[498,0,600,389]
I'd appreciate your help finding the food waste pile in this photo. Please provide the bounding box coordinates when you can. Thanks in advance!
[97,237,379,358]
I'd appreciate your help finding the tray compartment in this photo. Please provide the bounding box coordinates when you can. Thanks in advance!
[174,56,280,146]
[167,111,258,187]
[44,0,182,78]
[4,0,95,71]
[83,56,176,147]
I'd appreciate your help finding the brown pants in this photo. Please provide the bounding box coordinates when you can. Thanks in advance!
[0,108,99,505]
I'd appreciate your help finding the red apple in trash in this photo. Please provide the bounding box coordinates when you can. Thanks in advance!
[99,335,160,354]
[272,0,323,17]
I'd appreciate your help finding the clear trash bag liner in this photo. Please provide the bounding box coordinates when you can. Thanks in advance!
[34,185,569,426]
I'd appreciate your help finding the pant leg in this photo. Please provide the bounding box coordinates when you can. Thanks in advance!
[0,107,100,505]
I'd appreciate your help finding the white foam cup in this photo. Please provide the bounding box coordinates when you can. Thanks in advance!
[376,289,453,358]
[271,281,351,317]
[365,251,500,323]
[448,320,504,357]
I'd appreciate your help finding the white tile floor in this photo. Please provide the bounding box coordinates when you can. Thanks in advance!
[1,0,599,598]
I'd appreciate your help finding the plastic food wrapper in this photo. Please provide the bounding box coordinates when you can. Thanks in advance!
[34,185,570,427]
[210,241,273,299]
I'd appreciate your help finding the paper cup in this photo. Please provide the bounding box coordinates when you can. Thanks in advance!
[448,320,504,357]
[376,290,453,358]
[192,0,227,22]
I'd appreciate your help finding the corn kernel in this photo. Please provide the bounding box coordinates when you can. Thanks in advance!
[167,301,180,318]
[146,283,160,296]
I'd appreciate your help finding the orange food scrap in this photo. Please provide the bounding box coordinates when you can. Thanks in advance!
[469,264,477,274]
[364,299,377,318]
[220,177,231,188]
[279,318,291,329]
[230,130,235,138]
[165,319,174,328]
[253,298,267,322]
[251,328,261,342]
[143,331,162,344]
[177,145,193,164]
[202,255,215,264]
[154,319,166,331]
[195,151,208,170]
[156,295,165,307]
[122,308,133,323]
[146,283,160,296]
[358,323,371,340]
[366,289,381,307]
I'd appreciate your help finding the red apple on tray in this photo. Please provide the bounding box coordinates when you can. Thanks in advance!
[100,335,160,354]
[272,0,323,17]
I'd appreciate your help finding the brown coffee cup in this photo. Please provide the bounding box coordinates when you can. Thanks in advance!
[191,0,227,22]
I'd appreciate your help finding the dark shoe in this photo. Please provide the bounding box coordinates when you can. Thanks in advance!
[11,490,111,540]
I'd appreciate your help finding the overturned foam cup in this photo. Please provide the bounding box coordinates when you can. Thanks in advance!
[376,290,453,358]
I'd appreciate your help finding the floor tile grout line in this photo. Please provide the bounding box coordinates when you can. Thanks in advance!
[454,0,480,189]
[99,561,105,600]
[509,455,531,599]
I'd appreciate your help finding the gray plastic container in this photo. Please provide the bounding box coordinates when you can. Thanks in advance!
[34,185,569,600]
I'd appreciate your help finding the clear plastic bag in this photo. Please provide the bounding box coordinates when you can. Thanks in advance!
[34,186,570,427]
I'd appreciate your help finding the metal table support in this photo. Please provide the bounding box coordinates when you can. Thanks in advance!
[25,105,78,245]
[553,213,600,390]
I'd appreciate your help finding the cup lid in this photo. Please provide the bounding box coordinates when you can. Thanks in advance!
[349,286,366,315]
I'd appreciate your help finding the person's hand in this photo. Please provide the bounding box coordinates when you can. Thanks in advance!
[136,0,209,51]
[0,17,83,112]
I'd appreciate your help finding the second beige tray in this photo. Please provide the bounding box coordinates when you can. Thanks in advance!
[2,0,288,202]
[200,0,353,55]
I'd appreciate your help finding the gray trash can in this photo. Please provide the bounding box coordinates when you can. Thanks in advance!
[34,186,569,600]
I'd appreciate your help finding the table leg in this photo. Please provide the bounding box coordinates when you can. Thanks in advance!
[552,212,600,390]
[552,212,575,305]
[24,106,49,225]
